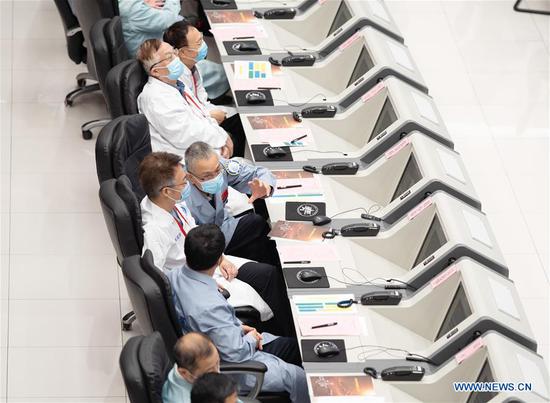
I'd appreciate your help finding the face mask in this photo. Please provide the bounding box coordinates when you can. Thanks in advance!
[167,182,191,203]
[200,171,224,194]
[195,41,208,62]
[162,57,185,80]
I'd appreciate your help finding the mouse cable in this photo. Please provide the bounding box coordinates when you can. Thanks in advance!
[345,345,436,365]
[271,92,328,107]
[339,267,417,291]
[291,149,348,156]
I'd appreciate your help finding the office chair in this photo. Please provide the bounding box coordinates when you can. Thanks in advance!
[105,59,148,118]
[52,0,99,106]
[95,114,150,202]
[99,176,262,330]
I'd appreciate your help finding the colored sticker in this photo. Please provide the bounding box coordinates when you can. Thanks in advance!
[361,82,385,103]
[318,0,327,4]
[339,32,361,51]
[455,337,484,364]
[407,197,433,220]
[385,137,411,159]
[430,265,458,289]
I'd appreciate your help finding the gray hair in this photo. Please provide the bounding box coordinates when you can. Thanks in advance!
[185,141,216,173]
[136,38,163,74]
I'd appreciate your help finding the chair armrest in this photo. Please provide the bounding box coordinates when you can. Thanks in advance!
[234,305,261,328]
[221,360,267,399]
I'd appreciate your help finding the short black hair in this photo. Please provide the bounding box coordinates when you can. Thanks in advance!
[174,332,216,372]
[184,224,226,271]
[191,373,237,403]
[164,21,193,49]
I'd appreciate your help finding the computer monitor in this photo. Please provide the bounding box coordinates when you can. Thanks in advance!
[413,214,446,268]
[435,283,472,341]
[327,1,352,37]
[466,360,499,403]
[347,47,375,87]
[390,154,422,202]
[367,98,398,143]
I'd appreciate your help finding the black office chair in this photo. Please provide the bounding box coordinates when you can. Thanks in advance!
[121,255,267,401]
[105,59,148,119]
[53,0,99,105]
[95,114,151,202]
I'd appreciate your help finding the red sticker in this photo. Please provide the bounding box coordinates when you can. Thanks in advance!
[455,337,484,364]
[385,137,411,159]
[361,82,385,103]
[430,265,458,289]
[221,189,229,203]
[339,32,360,51]
[318,0,327,4]
[407,197,433,220]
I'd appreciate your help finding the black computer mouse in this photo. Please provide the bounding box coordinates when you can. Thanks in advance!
[212,0,231,5]
[245,91,267,104]
[297,269,322,283]
[233,42,259,52]
[314,341,340,358]
[312,215,331,226]
[264,146,287,158]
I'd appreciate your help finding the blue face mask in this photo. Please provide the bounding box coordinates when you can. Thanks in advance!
[163,57,185,80]
[200,171,224,194]
[195,41,208,62]
[167,182,191,203]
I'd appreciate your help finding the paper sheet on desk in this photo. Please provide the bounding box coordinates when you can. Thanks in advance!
[231,77,282,91]
[210,25,267,41]
[256,128,312,147]
[279,244,339,262]
[234,61,272,79]
[308,373,380,401]
[272,172,323,198]
[298,315,362,336]
[268,221,325,242]
[293,294,356,313]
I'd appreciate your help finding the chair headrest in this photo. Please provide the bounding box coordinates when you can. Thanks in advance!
[106,17,128,66]
[105,60,147,118]
[89,18,111,93]
[139,332,173,403]
[119,336,150,403]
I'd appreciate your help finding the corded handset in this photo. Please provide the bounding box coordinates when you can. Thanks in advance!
[256,8,297,19]
[340,222,380,237]
[381,366,425,381]
[360,291,402,305]
[300,105,337,118]
[282,54,316,66]
[321,162,358,175]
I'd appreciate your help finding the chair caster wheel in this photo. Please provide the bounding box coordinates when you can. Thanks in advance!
[82,130,93,140]
[122,322,132,331]
[64,98,73,107]
[77,78,87,88]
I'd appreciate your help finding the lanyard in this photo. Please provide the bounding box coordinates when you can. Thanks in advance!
[183,90,208,118]
[191,72,200,100]
[172,206,191,237]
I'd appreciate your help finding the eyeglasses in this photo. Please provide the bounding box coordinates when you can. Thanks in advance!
[188,163,223,182]
[149,49,178,72]
[161,180,188,192]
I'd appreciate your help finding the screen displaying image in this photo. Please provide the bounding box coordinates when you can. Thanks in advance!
[347,47,375,87]
[413,214,446,268]
[368,98,398,142]
[310,375,375,397]
[435,283,472,340]
[327,1,352,37]
[391,154,422,202]
[466,360,498,403]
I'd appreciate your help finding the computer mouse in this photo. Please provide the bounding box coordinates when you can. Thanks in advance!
[312,215,331,226]
[264,146,287,158]
[314,341,340,358]
[233,43,259,52]
[245,91,267,104]
[292,111,303,122]
[212,0,231,5]
[297,269,322,283]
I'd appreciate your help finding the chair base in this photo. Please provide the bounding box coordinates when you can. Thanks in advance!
[65,83,100,107]
[76,72,95,88]
[513,0,550,15]
[122,310,136,331]
[81,118,110,140]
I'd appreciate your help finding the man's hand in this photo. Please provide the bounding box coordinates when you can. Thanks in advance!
[210,109,227,125]
[219,256,238,281]
[144,0,164,9]
[248,178,272,204]
[220,135,234,158]
[242,325,263,350]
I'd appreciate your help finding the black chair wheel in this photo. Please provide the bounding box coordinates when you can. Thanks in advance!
[122,322,132,331]
[64,97,73,107]
[77,78,87,88]
[82,130,93,140]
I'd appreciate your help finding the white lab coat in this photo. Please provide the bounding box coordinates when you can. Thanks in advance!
[137,77,228,157]
[140,196,273,321]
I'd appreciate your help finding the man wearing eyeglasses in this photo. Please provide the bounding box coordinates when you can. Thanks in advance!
[137,39,235,159]
[184,142,280,268]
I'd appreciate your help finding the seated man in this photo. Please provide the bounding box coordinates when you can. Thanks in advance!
[191,373,240,403]
[118,0,229,98]
[184,142,280,267]
[163,21,246,157]
[163,332,223,403]
[136,39,234,158]
[139,152,294,335]
[169,224,310,403]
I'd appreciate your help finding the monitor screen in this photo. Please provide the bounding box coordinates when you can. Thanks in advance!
[347,47,375,87]
[435,283,472,341]
[327,1,352,37]
[391,154,422,202]
[413,214,446,268]
[367,98,398,143]
[466,360,498,403]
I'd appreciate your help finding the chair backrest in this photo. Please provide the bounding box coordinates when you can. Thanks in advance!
[122,251,183,355]
[90,17,129,96]
[98,175,143,265]
[52,0,86,64]
[105,60,148,118]
[95,114,151,201]
[120,332,172,403]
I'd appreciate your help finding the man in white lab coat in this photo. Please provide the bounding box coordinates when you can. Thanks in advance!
[163,21,246,157]
[136,39,235,159]
[139,152,295,336]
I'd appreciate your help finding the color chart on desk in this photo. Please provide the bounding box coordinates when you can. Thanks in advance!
[293,294,356,313]
[235,61,272,79]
